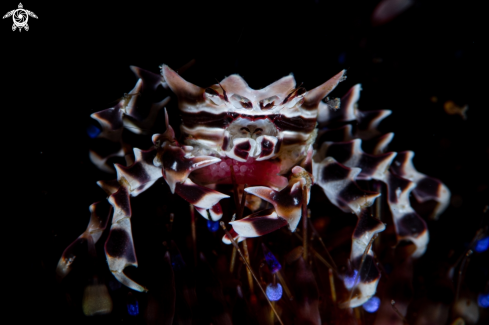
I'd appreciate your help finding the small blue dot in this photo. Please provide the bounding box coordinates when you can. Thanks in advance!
[475,236,489,253]
[262,244,281,273]
[478,293,489,308]
[171,254,185,271]
[207,220,219,232]
[266,283,283,301]
[343,270,359,289]
[127,300,139,316]
[363,296,380,313]
[87,124,101,138]
[338,52,347,64]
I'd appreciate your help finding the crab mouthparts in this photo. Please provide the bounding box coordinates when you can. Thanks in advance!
[223,135,279,162]
[192,157,287,189]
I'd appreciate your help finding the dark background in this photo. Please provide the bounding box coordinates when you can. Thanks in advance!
[3,0,487,323]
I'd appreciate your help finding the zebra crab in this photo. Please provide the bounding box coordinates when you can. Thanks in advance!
[57,64,450,308]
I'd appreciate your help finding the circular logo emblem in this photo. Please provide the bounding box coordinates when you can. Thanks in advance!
[13,9,27,28]
[3,3,38,32]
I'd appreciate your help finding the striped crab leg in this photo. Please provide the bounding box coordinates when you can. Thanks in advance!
[56,201,112,279]
[56,145,163,290]
[316,138,432,257]
[342,211,386,308]
[312,157,385,308]
[97,146,165,292]
[318,84,450,217]
[152,113,229,221]
[104,149,226,291]
[225,155,386,308]
[59,110,228,291]
[103,112,228,291]
[391,151,450,220]
[226,146,380,240]
[313,156,380,215]
[89,67,169,172]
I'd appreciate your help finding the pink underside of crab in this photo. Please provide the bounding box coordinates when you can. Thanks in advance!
[191,157,287,189]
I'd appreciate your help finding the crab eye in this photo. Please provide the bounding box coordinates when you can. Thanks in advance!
[230,94,253,109]
[240,127,251,135]
[205,88,220,96]
[204,88,224,105]
[296,87,306,96]
[259,96,278,110]
[282,87,306,104]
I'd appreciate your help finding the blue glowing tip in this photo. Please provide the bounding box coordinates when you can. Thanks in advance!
[86,124,101,138]
[478,293,489,308]
[207,220,220,232]
[343,269,359,289]
[127,300,139,316]
[474,236,489,253]
[363,296,381,313]
[266,283,283,301]
[262,244,281,273]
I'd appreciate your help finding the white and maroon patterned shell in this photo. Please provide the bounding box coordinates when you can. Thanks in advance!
[162,65,346,179]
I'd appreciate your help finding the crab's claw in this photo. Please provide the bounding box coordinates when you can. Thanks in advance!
[223,166,311,243]
[156,144,221,194]
[175,179,229,214]
[228,208,288,239]
[195,203,224,221]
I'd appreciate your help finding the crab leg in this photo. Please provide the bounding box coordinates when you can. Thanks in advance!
[150,111,230,219]
[342,211,385,308]
[225,208,288,243]
[102,117,227,290]
[316,138,431,257]
[391,151,450,219]
[313,157,380,215]
[56,201,112,280]
[101,146,169,292]
[59,144,166,291]
[99,143,225,291]
[154,143,222,193]
[312,157,386,308]
[194,202,224,221]
[89,67,168,173]
[105,185,144,291]
[316,139,397,181]
[317,83,392,141]
[175,179,229,221]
